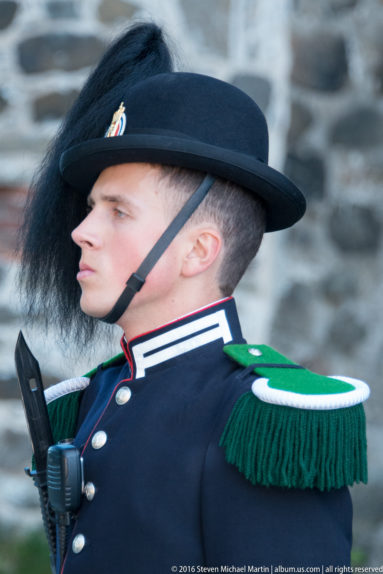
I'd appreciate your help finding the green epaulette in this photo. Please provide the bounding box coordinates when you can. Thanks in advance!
[45,352,125,444]
[83,352,125,379]
[219,344,369,491]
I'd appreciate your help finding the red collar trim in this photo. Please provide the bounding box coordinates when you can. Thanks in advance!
[120,297,232,358]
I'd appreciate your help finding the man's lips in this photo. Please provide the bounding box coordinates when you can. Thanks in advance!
[77,262,95,280]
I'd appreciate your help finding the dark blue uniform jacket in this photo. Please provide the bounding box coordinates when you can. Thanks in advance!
[61,298,352,573]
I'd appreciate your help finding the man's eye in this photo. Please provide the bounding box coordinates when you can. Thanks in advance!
[114,208,127,218]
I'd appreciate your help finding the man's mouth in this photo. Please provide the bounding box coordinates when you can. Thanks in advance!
[77,262,95,280]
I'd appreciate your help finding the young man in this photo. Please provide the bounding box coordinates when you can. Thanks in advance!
[19,23,368,574]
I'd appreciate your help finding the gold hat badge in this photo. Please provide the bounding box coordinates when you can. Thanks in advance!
[105,102,126,138]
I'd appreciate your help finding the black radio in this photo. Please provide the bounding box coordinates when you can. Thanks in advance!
[47,442,84,514]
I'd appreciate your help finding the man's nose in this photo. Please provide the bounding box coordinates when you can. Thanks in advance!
[71,211,102,248]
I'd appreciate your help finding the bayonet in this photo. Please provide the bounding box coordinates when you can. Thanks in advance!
[15,331,56,573]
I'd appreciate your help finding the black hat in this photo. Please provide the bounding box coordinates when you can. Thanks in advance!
[60,72,306,232]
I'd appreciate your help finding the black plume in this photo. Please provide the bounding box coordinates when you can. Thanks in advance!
[19,22,174,345]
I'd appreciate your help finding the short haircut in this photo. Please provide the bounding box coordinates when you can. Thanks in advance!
[158,166,266,295]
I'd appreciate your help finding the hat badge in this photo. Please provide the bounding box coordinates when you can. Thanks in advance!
[105,102,126,138]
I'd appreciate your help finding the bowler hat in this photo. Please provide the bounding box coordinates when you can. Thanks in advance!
[60,72,306,232]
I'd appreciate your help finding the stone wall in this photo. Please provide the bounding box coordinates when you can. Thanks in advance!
[0,0,382,565]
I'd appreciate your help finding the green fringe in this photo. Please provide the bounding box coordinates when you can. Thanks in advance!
[219,391,368,491]
[32,390,83,470]
[47,390,84,444]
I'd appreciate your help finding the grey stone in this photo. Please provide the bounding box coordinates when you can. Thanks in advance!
[180,0,230,57]
[293,0,358,16]
[366,425,383,485]
[270,283,316,357]
[0,304,19,322]
[33,90,79,122]
[320,269,358,304]
[0,92,8,114]
[351,482,383,563]
[330,106,383,148]
[329,204,381,253]
[0,376,19,400]
[352,482,383,529]
[17,34,106,74]
[284,150,326,200]
[367,347,383,424]
[98,0,137,23]
[0,474,39,509]
[370,522,383,565]
[231,74,271,114]
[287,100,313,145]
[329,0,358,11]
[46,0,79,18]
[328,308,367,354]
[374,57,383,94]
[0,134,49,154]
[368,26,383,95]
[293,0,323,16]
[354,23,383,96]
[286,221,317,251]
[0,428,31,471]
[291,31,348,91]
[0,1,18,30]
[0,402,31,471]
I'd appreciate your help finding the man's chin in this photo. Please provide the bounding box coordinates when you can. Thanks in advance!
[79,298,112,319]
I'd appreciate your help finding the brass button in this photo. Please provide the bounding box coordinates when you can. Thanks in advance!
[115,386,132,405]
[84,482,96,501]
[91,431,107,450]
[72,533,85,554]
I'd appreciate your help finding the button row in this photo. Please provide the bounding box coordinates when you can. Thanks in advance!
[90,387,132,450]
[75,386,132,554]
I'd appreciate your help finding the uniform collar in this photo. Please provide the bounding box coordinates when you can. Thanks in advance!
[120,297,243,379]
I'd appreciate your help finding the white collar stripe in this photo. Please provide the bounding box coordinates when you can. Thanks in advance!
[132,309,232,379]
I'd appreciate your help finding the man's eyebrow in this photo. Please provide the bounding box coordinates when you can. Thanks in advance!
[87,193,135,207]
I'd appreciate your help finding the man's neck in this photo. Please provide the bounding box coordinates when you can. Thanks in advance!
[117,286,224,342]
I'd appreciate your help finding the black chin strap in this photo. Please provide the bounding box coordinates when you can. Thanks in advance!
[100,174,216,324]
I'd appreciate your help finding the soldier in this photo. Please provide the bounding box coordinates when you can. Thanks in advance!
[19,23,369,574]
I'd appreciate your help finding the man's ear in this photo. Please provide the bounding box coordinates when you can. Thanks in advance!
[181,227,222,278]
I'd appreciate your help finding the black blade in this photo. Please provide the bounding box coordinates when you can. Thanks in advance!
[15,331,54,474]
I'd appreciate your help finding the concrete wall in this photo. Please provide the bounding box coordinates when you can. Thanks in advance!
[0,0,382,564]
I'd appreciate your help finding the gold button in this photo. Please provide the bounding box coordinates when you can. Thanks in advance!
[84,482,96,501]
[91,431,107,450]
[115,386,132,405]
[72,534,85,554]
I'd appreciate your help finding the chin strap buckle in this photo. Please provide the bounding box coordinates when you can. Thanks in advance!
[126,273,145,293]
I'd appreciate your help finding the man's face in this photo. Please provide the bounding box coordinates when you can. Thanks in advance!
[71,163,182,324]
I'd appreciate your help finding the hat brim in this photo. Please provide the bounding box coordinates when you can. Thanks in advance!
[60,133,306,232]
